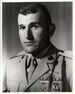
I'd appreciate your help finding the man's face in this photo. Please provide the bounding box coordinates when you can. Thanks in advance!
[18,12,49,54]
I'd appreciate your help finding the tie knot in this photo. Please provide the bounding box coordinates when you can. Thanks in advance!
[26,55,38,69]
[33,58,38,69]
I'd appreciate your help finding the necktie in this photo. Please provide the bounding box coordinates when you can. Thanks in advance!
[25,55,38,82]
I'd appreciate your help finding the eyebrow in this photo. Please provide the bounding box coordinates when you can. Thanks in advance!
[18,24,25,27]
[18,22,40,27]
[30,22,40,25]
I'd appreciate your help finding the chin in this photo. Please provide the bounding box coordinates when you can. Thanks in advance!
[24,46,37,54]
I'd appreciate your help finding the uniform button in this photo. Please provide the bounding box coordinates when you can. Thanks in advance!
[53,85,59,90]
[56,86,59,89]
[19,61,21,63]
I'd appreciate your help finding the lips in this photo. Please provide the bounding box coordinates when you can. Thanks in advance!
[25,41,34,43]
[23,41,35,46]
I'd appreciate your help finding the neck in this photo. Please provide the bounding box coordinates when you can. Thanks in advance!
[31,42,50,58]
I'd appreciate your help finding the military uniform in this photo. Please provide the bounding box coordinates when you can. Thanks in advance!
[3,44,72,92]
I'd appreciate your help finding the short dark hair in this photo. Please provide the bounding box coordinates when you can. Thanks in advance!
[18,3,52,26]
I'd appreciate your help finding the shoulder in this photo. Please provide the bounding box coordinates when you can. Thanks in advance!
[58,50,72,90]
[58,50,72,71]
[58,50,72,75]
[58,50,72,59]
[5,51,26,76]
[58,50,72,65]
[6,50,26,66]
[9,50,25,59]
[9,50,26,60]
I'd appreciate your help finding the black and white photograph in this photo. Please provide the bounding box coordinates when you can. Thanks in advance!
[2,1,73,93]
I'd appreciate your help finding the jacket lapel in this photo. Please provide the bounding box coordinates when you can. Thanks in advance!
[25,57,50,90]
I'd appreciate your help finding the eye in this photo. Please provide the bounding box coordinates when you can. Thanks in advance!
[32,24,39,29]
[18,25,26,30]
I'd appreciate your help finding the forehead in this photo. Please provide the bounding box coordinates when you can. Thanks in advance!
[18,12,45,25]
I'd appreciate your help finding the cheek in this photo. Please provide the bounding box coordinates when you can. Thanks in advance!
[19,31,24,42]
[32,29,44,41]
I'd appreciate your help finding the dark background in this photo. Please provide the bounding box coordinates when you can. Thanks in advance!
[2,2,72,61]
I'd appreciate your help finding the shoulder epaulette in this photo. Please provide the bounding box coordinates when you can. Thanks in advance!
[9,50,25,59]
[58,50,72,59]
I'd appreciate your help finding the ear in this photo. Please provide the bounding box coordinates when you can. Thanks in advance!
[49,23,56,37]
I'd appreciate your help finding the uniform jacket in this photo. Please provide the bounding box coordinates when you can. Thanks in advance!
[3,44,72,92]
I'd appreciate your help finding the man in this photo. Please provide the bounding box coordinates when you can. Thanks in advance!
[3,3,72,92]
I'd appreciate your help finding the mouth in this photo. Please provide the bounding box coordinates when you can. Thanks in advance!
[24,41,35,46]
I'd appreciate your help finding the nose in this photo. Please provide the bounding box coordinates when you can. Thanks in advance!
[25,26,33,40]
